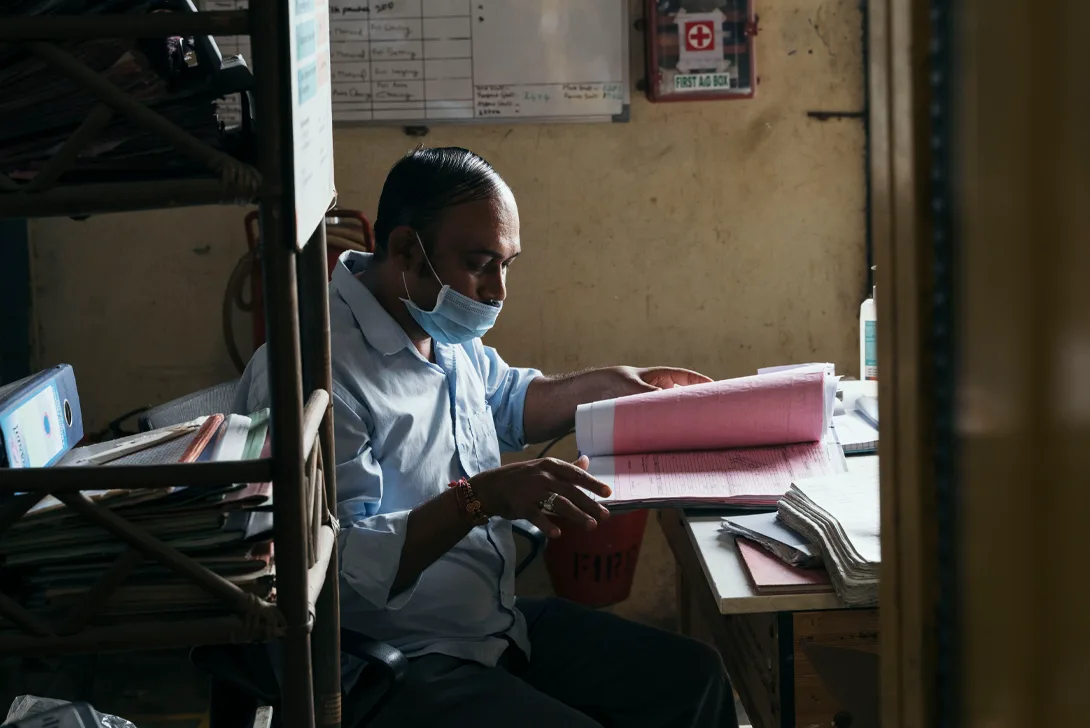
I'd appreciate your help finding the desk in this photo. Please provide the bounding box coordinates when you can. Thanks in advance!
[660,457,880,728]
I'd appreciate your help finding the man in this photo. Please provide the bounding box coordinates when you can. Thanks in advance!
[235,147,739,727]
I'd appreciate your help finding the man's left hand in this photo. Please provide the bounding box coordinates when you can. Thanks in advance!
[608,366,713,398]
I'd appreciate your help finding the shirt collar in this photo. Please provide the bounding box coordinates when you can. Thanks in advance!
[331,250,414,356]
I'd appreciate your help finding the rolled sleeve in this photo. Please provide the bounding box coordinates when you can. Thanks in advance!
[333,384,419,611]
[478,343,542,452]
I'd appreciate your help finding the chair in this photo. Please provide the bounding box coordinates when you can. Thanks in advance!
[138,383,546,726]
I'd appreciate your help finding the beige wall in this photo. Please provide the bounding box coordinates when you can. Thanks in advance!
[28,0,865,627]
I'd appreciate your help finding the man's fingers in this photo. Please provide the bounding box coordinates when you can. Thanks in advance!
[545,495,598,530]
[574,455,590,470]
[541,458,612,498]
[527,511,561,539]
[554,482,611,521]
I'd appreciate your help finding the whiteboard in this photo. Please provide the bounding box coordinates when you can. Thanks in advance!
[204,0,630,125]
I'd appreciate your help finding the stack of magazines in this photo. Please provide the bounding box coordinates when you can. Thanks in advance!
[0,410,274,630]
[0,0,252,186]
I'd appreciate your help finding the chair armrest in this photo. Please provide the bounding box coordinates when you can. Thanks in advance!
[340,630,409,685]
[512,519,546,577]
[341,630,408,727]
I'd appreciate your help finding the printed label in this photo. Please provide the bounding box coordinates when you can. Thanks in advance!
[673,72,731,92]
[864,320,878,380]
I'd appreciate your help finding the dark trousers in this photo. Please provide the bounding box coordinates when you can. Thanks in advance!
[365,597,740,728]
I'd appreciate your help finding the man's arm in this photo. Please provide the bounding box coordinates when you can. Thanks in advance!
[521,366,712,444]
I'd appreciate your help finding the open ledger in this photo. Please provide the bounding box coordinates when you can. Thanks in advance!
[576,364,847,510]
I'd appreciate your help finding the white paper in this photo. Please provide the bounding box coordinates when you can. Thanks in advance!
[832,411,879,448]
[589,442,845,506]
[290,0,336,246]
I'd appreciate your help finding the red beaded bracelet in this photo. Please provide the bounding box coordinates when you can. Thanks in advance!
[448,477,489,526]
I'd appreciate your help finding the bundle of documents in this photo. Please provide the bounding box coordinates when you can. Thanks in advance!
[734,537,834,595]
[576,364,846,510]
[0,0,251,186]
[0,411,274,628]
[832,380,879,454]
[719,512,821,568]
[776,470,881,606]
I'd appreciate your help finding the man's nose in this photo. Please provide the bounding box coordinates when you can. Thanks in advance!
[481,272,507,304]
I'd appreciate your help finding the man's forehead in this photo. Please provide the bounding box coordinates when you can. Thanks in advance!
[434,197,520,256]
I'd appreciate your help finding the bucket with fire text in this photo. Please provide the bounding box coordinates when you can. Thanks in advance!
[543,509,649,608]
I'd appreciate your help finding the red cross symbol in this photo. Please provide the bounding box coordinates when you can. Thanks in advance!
[685,21,715,52]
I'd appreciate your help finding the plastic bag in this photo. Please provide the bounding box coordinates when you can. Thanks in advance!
[3,695,138,728]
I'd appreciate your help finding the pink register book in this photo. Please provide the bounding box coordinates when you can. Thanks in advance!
[736,537,834,595]
[575,365,845,510]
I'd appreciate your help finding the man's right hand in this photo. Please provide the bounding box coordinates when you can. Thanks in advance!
[470,456,612,538]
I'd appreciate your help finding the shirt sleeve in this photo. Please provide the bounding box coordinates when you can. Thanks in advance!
[332,382,419,611]
[477,343,542,452]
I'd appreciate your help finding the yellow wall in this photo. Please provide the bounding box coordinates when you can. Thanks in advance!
[27,0,865,627]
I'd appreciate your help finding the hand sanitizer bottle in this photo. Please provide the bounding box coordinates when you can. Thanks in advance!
[859,266,877,381]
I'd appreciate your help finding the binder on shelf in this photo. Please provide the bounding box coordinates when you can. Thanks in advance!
[0,364,83,469]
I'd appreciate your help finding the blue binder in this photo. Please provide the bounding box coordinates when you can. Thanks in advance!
[0,364,84,469]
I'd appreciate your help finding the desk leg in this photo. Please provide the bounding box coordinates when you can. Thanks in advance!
[676,567,692,636]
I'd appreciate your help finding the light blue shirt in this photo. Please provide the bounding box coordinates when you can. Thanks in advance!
[233,251,542,689]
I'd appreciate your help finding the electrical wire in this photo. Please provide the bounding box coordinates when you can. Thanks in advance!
[535,429,576,459]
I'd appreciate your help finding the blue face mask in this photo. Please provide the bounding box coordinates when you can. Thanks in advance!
[400,235,502,345]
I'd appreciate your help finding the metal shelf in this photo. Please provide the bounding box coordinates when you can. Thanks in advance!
[0,12,250,40]
[0,524,336,658]
[0,3,343,726]
[0,458,273,493]
[0,179,257,220]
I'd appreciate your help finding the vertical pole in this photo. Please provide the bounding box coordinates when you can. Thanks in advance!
[249,3,315,727]
[300,221,342,728]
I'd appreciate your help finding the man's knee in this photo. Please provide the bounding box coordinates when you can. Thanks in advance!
[672,636,729,695]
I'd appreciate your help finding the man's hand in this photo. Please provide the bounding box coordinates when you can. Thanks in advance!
[470,456,611,538]
[607,366,714,397]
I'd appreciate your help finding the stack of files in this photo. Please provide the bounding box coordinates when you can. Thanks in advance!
[576,364,847,510]
[776,470,881,606]
[734,537,834,595]
[0,0,252,186]
[0,410,275,628]
[719,512,821,568]
[832,381,879,455]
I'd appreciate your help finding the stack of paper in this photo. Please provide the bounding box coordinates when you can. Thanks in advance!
[719,512,821,568]
[577,364,847,510]
[776,470,881,605]
[832,382,879,454]
[0,0,252,187]
[734,537,834,595]
[0,411,274,628]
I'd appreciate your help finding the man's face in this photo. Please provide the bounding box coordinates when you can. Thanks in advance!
[408,188,521,309]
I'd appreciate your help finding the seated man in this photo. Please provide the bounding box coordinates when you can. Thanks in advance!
[235,147,739,728]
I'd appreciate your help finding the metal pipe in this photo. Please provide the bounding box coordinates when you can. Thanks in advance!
[0,12,249,41]
[56,492,284,628]
[26,104,115,192]
[0,459,272,493]
[249,0,316,724]
[28,42,260,193]
[301,217,343,728]
[0,616,265,658]
[0,179,252,219]
[302,388,331,463]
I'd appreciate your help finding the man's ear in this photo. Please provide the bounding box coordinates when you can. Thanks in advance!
[386,226,419,272]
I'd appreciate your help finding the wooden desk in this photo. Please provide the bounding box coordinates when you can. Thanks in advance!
[660,462,880,728]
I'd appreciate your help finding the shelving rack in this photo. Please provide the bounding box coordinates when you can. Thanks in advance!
[0,5,342,728]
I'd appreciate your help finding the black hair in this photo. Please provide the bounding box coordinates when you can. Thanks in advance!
[372,147,507,259]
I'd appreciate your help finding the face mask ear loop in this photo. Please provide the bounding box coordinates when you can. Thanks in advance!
[401,271,414,304]
[413,231,443,284]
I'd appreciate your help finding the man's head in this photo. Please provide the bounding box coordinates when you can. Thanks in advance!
[373,147,520,312]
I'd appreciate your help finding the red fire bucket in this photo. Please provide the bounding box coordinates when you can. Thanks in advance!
[543,509,650,608]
